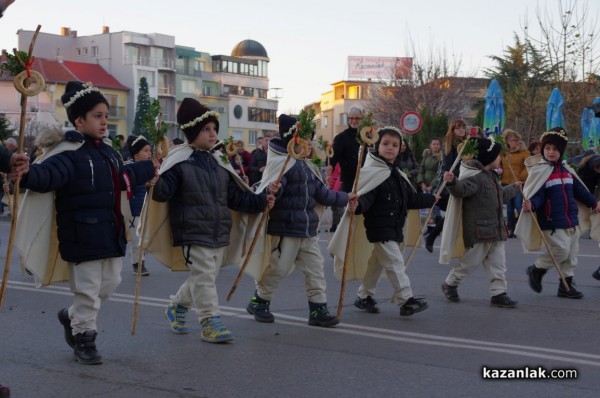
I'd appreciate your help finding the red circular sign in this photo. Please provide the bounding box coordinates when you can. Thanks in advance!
[400,111,422,134]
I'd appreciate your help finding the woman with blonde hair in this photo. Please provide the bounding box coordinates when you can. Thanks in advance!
[425,119,469,252]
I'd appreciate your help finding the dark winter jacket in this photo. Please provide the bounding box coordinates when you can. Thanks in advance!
[249,147,267,185]
[0,145,12,173]
[447,160,519,248]
[152,149,267,247]
[267,146,348,238]
[576,154,600,195]
[529,162,597,231]
[395,148,419,183]
[330,126,361,192]
[21,131,155,263]
[356,161,435,243]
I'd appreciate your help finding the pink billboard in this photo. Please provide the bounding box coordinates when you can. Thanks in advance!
[348,56,413,80]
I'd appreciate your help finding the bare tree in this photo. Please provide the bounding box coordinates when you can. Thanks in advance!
[524,0,600,140]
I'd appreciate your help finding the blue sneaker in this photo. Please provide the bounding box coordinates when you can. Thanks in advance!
[200,316,234,343]
[165,303,189,334]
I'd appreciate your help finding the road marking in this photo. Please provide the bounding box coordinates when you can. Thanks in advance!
[5,280,600,367]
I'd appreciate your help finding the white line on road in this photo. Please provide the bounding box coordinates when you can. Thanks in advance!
[5,280,600,367]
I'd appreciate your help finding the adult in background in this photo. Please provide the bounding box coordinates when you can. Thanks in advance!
[426,119,469,252]
[500,129,529,238]
[395,137,419,185]
[576,153,600,281]
[329,107,363,193]
[230,140,251,181]
[249,136,269,186]
[417,137,442,233]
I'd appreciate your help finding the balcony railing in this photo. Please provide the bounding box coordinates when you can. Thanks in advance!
[158,85,175,96]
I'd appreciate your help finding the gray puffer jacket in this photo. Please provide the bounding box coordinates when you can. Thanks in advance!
[446,159,519,248]
[153,150,267,248]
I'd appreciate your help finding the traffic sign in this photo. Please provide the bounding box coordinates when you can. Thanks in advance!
[400,111,422,134]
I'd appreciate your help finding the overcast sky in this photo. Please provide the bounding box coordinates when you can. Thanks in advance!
[1,0,598,114]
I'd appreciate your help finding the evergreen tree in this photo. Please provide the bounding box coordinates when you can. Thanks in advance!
[132,77,151,138]
[0,114,15,142]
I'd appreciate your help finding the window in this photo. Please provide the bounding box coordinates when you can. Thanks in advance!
[257,89,268,99]
[248,107,277,123]
[76,48,81,56]
[82,47,88,55]
[182,79,196,93]
[202,86,211,96]
[138,70,155,86]
[92,46,99,57]
[233,105,243,119]
[232,130,243,141]
[107,124,117,136]
[249,130,258,145]
[223,84,238,95]
[322,116,328,128]
[340,113,348,125]
[348,85,359,99]
[240,86,254,97]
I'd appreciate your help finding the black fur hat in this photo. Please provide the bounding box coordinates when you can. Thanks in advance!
[278,114,297,146]
[177,98,220,143]
[61,81,109,125]
[472,136,501,167]
[541,127,568,158]
[129,135,150,158]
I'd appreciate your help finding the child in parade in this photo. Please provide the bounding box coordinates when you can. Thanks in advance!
[17,81,156,364]
[520,127,600,298]
[440,136,520,308]
[246,114,358,327]
[152,98,274,343]
[337,127,433,316]
[125,135,157,276]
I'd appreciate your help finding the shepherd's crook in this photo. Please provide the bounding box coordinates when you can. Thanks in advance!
[131,114,162,335]
[226,154,292,301]
[336,141,369,319]
[0,25,41,310]
[404,141,468,270]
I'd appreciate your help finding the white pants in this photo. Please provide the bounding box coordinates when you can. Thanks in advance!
[357,241,413,306]
[128,216,144,265]
[257,235,328,303]
[535,228,579,277]
[170,245,224,322]
[445,241,507,296]
[67,258,122,335]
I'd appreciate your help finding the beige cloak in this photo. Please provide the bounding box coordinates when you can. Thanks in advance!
[514,155,600,251]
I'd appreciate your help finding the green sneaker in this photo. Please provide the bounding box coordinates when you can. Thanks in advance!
[165,303,189,334]
[200,316,234,343]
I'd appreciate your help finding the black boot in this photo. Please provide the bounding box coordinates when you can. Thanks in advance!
[557,276,584,299]
[246,292,275,323]
[592,266,600,281]
[526,265,547,293]
[308,302,339,327]
[425,217,444,253]
[74,331,102,365]
[132,262,149,276]
[57,308,75,348]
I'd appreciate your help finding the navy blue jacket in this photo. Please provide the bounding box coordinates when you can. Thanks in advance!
[267,143,348,238]
[21,132,155,263]
[530,162,597,230]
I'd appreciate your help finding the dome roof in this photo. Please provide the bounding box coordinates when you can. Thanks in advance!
[231,39,269,60]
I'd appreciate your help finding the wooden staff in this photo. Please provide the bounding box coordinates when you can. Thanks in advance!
[131,115,162,335]
[336,136,371,319]
[0,25,41,309]
[404,140,468,270]
[226,150,295,301]
[505,157,569,291]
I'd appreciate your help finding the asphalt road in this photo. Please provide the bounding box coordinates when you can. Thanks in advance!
[1,217,600,398]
